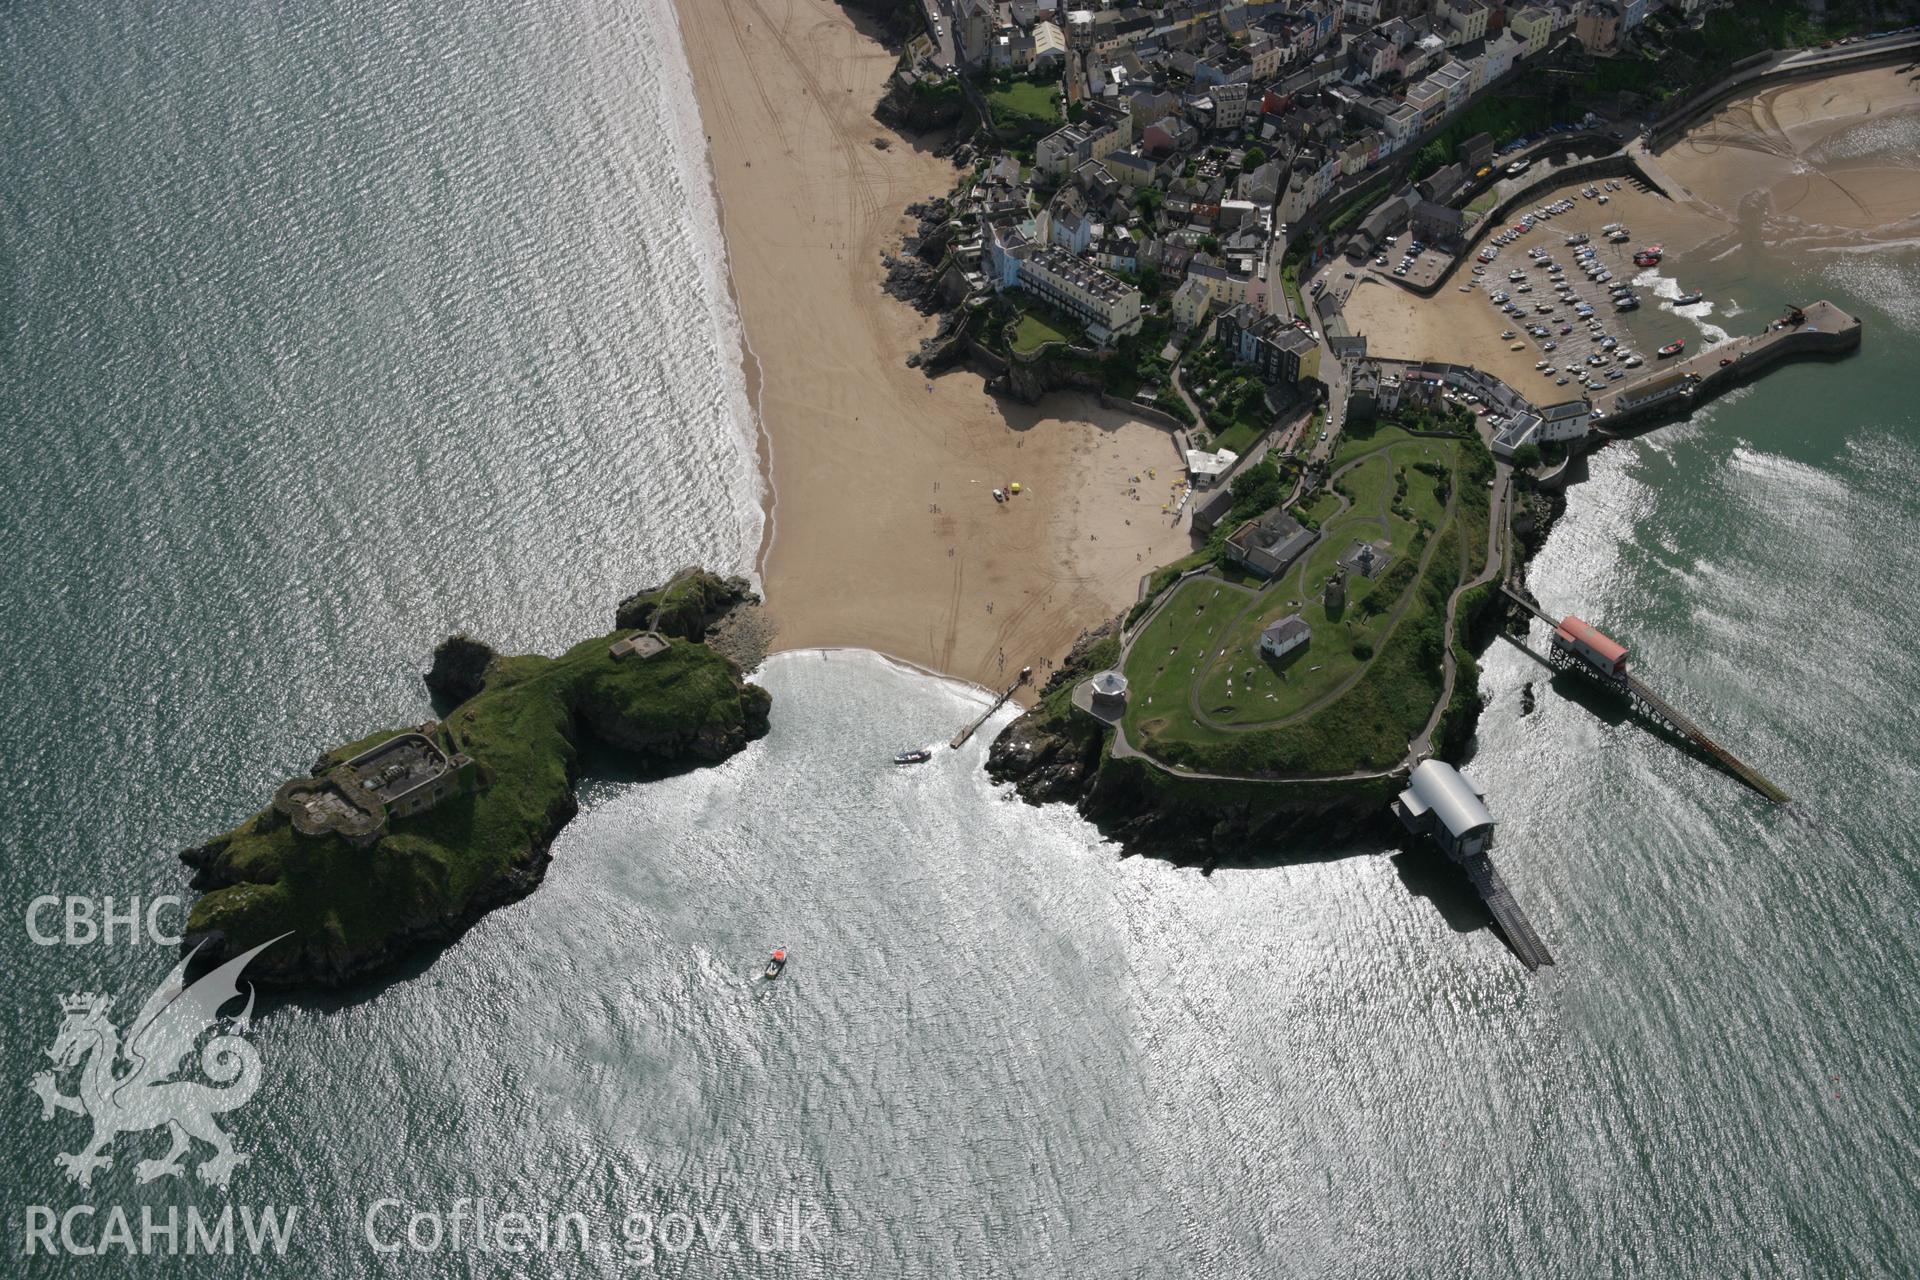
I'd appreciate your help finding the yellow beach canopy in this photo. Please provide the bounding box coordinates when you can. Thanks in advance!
[1009,483,1021,494]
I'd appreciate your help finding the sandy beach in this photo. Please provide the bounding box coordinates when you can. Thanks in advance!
[1657,64,1920,245]
[671,0,1191,697]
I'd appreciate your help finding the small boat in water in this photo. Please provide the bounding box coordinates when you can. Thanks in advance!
[1674,290,1703,306]
[764,949,788,980]
[894,749,932,765]
[1658,340,1685,358]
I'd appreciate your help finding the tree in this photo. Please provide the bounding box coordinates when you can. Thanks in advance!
[1512,442,1543,470]
[1243,146,1267,169]
[1226,456,1286,524]
[1199,234,1221,254]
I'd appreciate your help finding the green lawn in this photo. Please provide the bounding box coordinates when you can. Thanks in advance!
[1116,433,1485,776]
[187,630,769,968]
[986,80,1060,131]
[1010,310,1071,354]
[1213,421,1260,456]
[1296,490,1342,526]
[1121,576,1254,742]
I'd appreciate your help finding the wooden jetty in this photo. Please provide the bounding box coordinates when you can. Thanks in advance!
[950,668,1031,749]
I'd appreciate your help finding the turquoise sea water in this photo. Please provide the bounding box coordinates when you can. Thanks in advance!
[4,2,1920,1275]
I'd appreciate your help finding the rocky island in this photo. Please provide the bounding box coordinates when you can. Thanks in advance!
[179,569,770,988]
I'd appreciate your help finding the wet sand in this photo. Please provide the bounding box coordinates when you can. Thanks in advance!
[1657,63,1920,246]
[671,0,1191,697]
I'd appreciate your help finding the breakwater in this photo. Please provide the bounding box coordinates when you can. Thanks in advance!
[1594,300,1862,433]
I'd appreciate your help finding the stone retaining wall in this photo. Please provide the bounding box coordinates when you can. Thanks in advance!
[1648,38,1920,150]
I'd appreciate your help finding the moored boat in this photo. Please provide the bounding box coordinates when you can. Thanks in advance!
[1657,339,1685,358]
[1674,290,1703,306]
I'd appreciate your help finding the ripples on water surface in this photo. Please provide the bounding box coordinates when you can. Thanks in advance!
[2,0,1919,1274]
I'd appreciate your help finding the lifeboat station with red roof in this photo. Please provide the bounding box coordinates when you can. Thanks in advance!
[1551,615,1628,679]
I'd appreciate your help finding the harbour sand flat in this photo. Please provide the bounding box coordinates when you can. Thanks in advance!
[1658,64,1920,245]
[1339,60,1916,389]
[1344,183,1722,386]
[671,0,1192,696]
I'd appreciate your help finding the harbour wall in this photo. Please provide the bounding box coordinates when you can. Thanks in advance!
[1601,318,1860,434]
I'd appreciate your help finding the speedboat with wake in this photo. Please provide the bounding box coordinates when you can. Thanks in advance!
[764,949,788,980]
[894,748,932,765]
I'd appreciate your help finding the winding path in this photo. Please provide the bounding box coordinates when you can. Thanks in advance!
[1183,438,1459,735]
[1102,432,1506,783]
[1410,461,1511,758]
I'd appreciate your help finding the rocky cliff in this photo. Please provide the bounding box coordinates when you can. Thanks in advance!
[987,620,1399,867]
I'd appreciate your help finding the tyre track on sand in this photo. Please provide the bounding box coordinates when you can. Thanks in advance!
[742,0,907,382]
[713,0,791,153]
[742,0,887,231]
[934,557,964,673]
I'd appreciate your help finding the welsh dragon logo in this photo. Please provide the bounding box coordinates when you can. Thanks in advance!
[30,937,282,1190]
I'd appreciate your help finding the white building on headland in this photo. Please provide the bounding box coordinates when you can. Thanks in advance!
[1393,760,1495,859]
[1023,248,1142,340]
[1260,614,1312,660]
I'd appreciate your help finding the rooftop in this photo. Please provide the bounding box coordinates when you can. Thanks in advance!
[1261,614,1311,646]
[1399,759,1494,838]
[1554,615,1627,665]
[1032,247,1136,303]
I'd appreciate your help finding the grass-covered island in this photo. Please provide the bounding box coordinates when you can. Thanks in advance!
[179,569,771,989]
